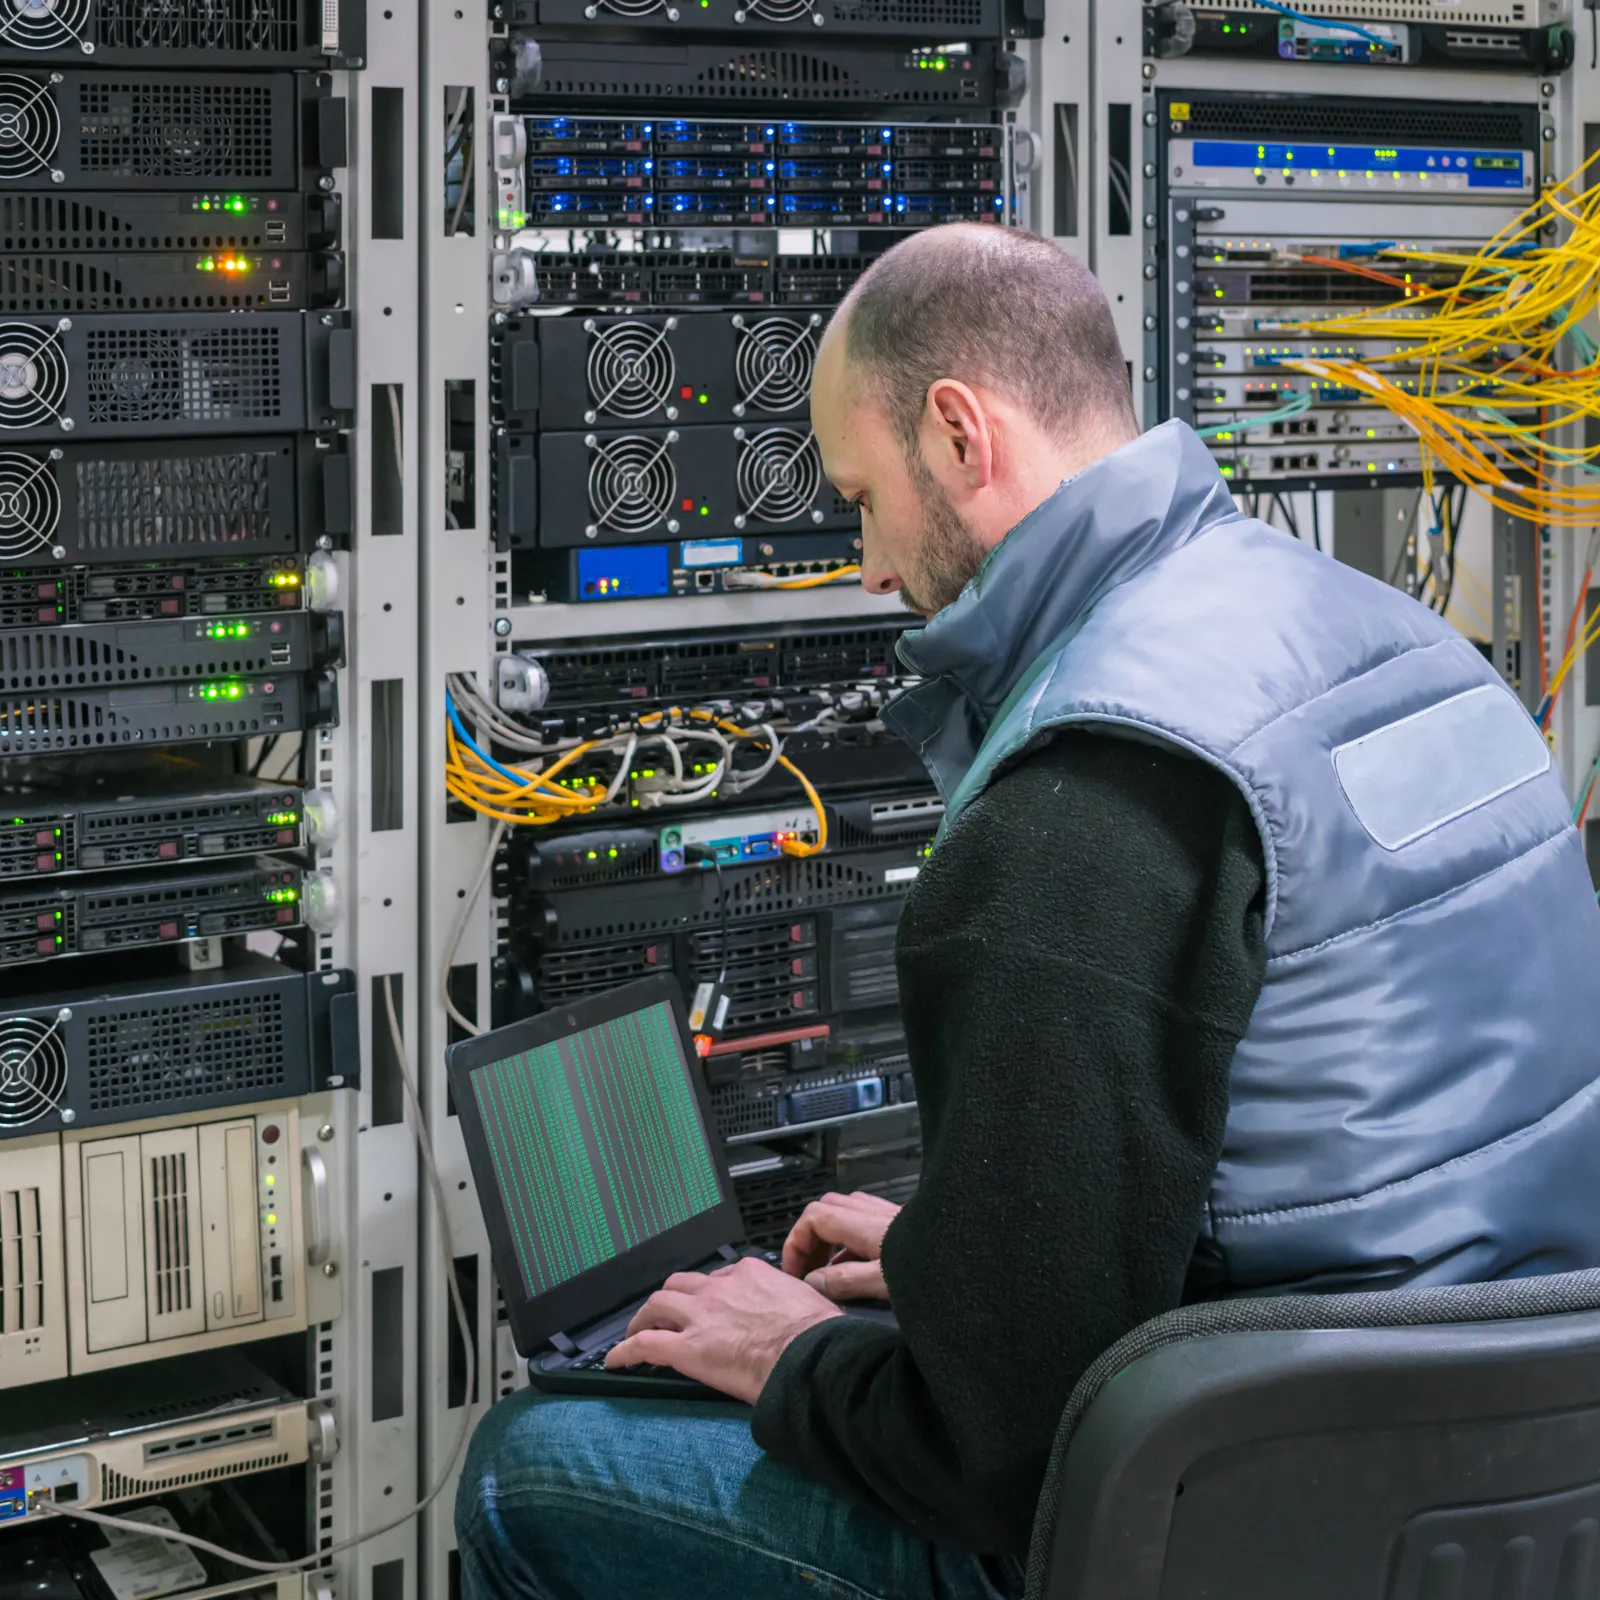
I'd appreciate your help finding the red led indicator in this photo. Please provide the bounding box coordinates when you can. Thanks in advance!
[681,498,694,511]
[680,386,693,399]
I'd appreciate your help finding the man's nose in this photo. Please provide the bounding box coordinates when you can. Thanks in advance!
[859,551,903,596]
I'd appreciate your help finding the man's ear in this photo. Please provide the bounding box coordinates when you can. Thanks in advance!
[924,378,994,489]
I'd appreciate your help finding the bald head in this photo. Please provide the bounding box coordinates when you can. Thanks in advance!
[828,225,1136,458]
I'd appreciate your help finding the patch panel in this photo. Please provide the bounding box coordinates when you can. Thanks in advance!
[507,0,1000,37]
[501,38,1022,107]
[0,765,305,880]
[0,607,343,688]
[0,856,304,968]
[0,668,338,755]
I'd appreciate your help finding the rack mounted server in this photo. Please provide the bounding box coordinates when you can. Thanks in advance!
[0,554,316,625]
[505,0,1003,38]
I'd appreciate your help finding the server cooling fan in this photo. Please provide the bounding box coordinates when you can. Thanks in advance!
[584,318,676,423]
[145,97,234,176]
[735,0,819,21]
[0,450,59,556]
[0,74,59,180]
[735,426,821,526]
[0,1011,67,1128]
[0,0,92,52]
[589,0,668,15]
[0,321,68,428]
[733,314,820,416]
[585,431,677,537]
[90,335,181,423]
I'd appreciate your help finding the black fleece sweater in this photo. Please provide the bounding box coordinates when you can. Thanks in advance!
[750,729,1268,1556]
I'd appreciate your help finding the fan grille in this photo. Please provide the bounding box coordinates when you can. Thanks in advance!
[0,0,92,52]
[738,427,819,523]
[85,325,282,424]
[594,0,666,15]
[586,434,675,536]
[0,74,59,181]
[585,321,675,420]
[0,320,67,429]
[0,448,57,555]
[98,0,299,53]
[742,0,817,18]
[76,80,275,180]
[0,1012,67,1127]
[735,316,816,413]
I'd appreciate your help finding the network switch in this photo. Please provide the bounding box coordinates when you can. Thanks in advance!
[1151,92,1542,490]
[0,555,313,626]
[0,764,304,880]
[506,0,1001,38]
[0,608,343,689]
[493,248,874,308]
[0,250,345,313]
[518,533,863,601]
[502,37,1022,107]
[0,953,353,1135]
[0,72,346,192]
[0,311,354,442]
[0,855,303,968]
[0,668,338,755]
[1145,6,1573,74]
[0,0,366,65]
[0,437,350,567]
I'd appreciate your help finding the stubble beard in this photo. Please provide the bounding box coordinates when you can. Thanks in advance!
[899,452,988,618]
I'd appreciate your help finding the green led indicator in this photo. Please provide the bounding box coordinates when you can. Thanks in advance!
[698,393,708,403]
[699,505,709,515]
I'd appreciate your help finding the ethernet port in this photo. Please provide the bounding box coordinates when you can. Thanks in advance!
[54,1483,77,1503]
[694,571,716,591]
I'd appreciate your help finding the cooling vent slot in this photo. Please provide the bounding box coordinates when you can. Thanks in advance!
[0,1011,67,1126]
[733,315,818,416]
[75,80,276,180]
[0,1182,46,1331]
[0,74,61,181]
[96,0,300,54]
[832,0,982,20]
[85,992,287,1113]
[101,1450,291,1503]
[146,1148,193,1316]
[734,426,821,526]
[1173,96,1530,148]
[85,325,281,425]
[584,318,675,421]
[585,432,675,538]
[143,1415,274,1461]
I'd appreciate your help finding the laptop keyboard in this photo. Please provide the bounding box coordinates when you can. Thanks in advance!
[567,1342,676,1377]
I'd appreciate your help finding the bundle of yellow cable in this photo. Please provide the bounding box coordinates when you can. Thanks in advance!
[1281,150,1600,525]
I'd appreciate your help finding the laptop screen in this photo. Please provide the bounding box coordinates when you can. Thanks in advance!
[464,996,727,1300]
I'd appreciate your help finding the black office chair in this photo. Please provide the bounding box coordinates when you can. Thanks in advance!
[1023,1268,1600,1600]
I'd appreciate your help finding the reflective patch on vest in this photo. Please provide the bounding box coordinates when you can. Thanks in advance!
[1332,685,1550,851]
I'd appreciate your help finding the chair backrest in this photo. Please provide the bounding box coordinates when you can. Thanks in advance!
[1024,1269,1600,1600]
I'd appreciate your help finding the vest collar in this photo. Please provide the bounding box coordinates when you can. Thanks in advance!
[882,420,1239,801]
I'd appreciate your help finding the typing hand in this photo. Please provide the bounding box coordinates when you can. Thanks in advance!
[605,1257,841,1405]
[781,1190,901,1304]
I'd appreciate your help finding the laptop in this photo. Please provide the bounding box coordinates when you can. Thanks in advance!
[448,971,891,1400]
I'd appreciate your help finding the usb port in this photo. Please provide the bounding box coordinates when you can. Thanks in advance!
[268,280,291,303]
[270,1254,282,1277]
[265,221,286,243]
[271,1280,284,1302]
[269,645,292,666]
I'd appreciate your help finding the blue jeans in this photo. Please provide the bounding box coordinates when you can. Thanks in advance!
[454,1392,1026,1600]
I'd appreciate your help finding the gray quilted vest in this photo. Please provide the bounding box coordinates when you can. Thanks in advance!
[883,420,1600,1292]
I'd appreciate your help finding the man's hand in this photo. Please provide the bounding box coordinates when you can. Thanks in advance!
[604,1257,842,1405]
[781,1190,901,1304]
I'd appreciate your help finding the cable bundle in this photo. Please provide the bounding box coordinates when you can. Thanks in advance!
[444,671,832,854]
[1276,155,1600,524]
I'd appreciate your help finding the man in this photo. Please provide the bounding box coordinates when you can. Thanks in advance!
[456,226,1600,1599]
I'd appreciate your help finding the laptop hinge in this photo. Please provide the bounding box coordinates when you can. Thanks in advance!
[548,1331,578,1357]
[716,1244,740,1264]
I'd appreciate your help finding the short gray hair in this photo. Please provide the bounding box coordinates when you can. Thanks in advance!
[837,226,1137,455]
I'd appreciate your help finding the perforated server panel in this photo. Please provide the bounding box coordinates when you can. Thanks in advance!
[0,957,353,1136]
[0,72,345,191]
[1151,92,1543,491]
[0,251,345,313]
[508,0,1000,37]
[0,437,349,567]
[0,0,365,65]
[0,312,353,442]
[0,192,342,252]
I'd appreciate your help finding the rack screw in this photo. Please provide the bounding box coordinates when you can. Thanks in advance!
[494,616,513,636]
[318,1123,334,1141]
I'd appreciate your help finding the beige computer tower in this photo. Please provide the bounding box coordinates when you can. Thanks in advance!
[61,1101,308,1375]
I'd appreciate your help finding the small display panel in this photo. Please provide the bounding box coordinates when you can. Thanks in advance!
[468,998,725,1298]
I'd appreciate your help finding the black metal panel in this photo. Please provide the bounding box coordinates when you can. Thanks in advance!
[0,191,340,252]
[0,250,343,312]
[516,0,1000,39]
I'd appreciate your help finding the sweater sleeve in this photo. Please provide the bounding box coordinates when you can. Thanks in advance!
[750,731,1267,1555]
